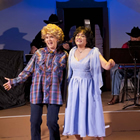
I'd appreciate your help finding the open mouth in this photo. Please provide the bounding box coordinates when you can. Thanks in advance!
[76,40,82,43]
[47,42,53,46]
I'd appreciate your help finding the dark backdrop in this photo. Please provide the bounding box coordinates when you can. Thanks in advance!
[0,49,25,109]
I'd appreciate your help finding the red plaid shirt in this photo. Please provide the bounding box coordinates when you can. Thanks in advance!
[10,47,68,105]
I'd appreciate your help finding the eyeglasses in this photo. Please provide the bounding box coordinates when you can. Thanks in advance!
[75,34,86,38]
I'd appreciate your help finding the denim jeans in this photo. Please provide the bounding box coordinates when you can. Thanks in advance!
[30,103,60,140]
[111,64,123,95]
[111,64,134,95]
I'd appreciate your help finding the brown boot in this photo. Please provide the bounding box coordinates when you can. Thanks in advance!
[108,95,119,105]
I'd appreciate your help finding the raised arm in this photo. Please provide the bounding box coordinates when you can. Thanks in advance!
[99,54,115,70]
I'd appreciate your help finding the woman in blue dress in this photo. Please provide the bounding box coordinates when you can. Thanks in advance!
[63,26,115,140]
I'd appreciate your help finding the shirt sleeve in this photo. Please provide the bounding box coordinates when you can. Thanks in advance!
[122,42,129,48]
[59,51,68,69]
[10,53,36,86]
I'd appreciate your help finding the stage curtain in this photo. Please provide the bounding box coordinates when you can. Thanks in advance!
[0,49,25,109]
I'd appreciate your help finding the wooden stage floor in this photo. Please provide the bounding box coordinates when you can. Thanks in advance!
[0,91,140,140]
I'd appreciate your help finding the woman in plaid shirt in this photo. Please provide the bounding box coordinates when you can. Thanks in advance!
[3,24,68,140]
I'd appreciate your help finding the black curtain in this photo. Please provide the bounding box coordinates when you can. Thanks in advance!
[0,49,25,109]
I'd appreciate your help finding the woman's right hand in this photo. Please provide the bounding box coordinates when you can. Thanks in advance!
[3,77,12,91]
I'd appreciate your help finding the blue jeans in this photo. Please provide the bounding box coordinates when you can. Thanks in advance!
[111,64,134,96]
[30,103,60,140]
[111,64,123,95]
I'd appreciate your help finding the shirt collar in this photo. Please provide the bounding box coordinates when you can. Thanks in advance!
[45,47,57,54]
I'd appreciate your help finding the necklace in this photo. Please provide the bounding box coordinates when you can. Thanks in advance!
[77,48,86,53]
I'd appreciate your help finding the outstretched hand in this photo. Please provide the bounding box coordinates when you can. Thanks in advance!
[3,77,11,91]
[99,54,116,70]
[108,59,115,69]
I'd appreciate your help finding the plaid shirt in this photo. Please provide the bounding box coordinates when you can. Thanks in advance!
[10,47,68,105]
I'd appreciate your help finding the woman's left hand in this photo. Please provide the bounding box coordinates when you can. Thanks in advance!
[108,59,115,68]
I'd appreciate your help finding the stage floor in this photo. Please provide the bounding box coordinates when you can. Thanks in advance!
[0,91,140,140]
[1,91,140,117]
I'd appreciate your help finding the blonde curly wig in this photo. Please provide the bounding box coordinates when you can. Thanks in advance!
[41,24,64,44]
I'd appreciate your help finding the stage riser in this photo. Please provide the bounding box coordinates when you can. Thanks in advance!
[0,111,140,139]
[104,111,140,131]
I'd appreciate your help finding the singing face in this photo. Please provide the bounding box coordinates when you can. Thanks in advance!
[75,32,87,47]
[44,34,58,51]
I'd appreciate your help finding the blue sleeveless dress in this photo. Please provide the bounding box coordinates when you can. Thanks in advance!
[63,47,105,137]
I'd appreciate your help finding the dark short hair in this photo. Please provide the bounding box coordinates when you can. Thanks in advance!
[73,26,95,48]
